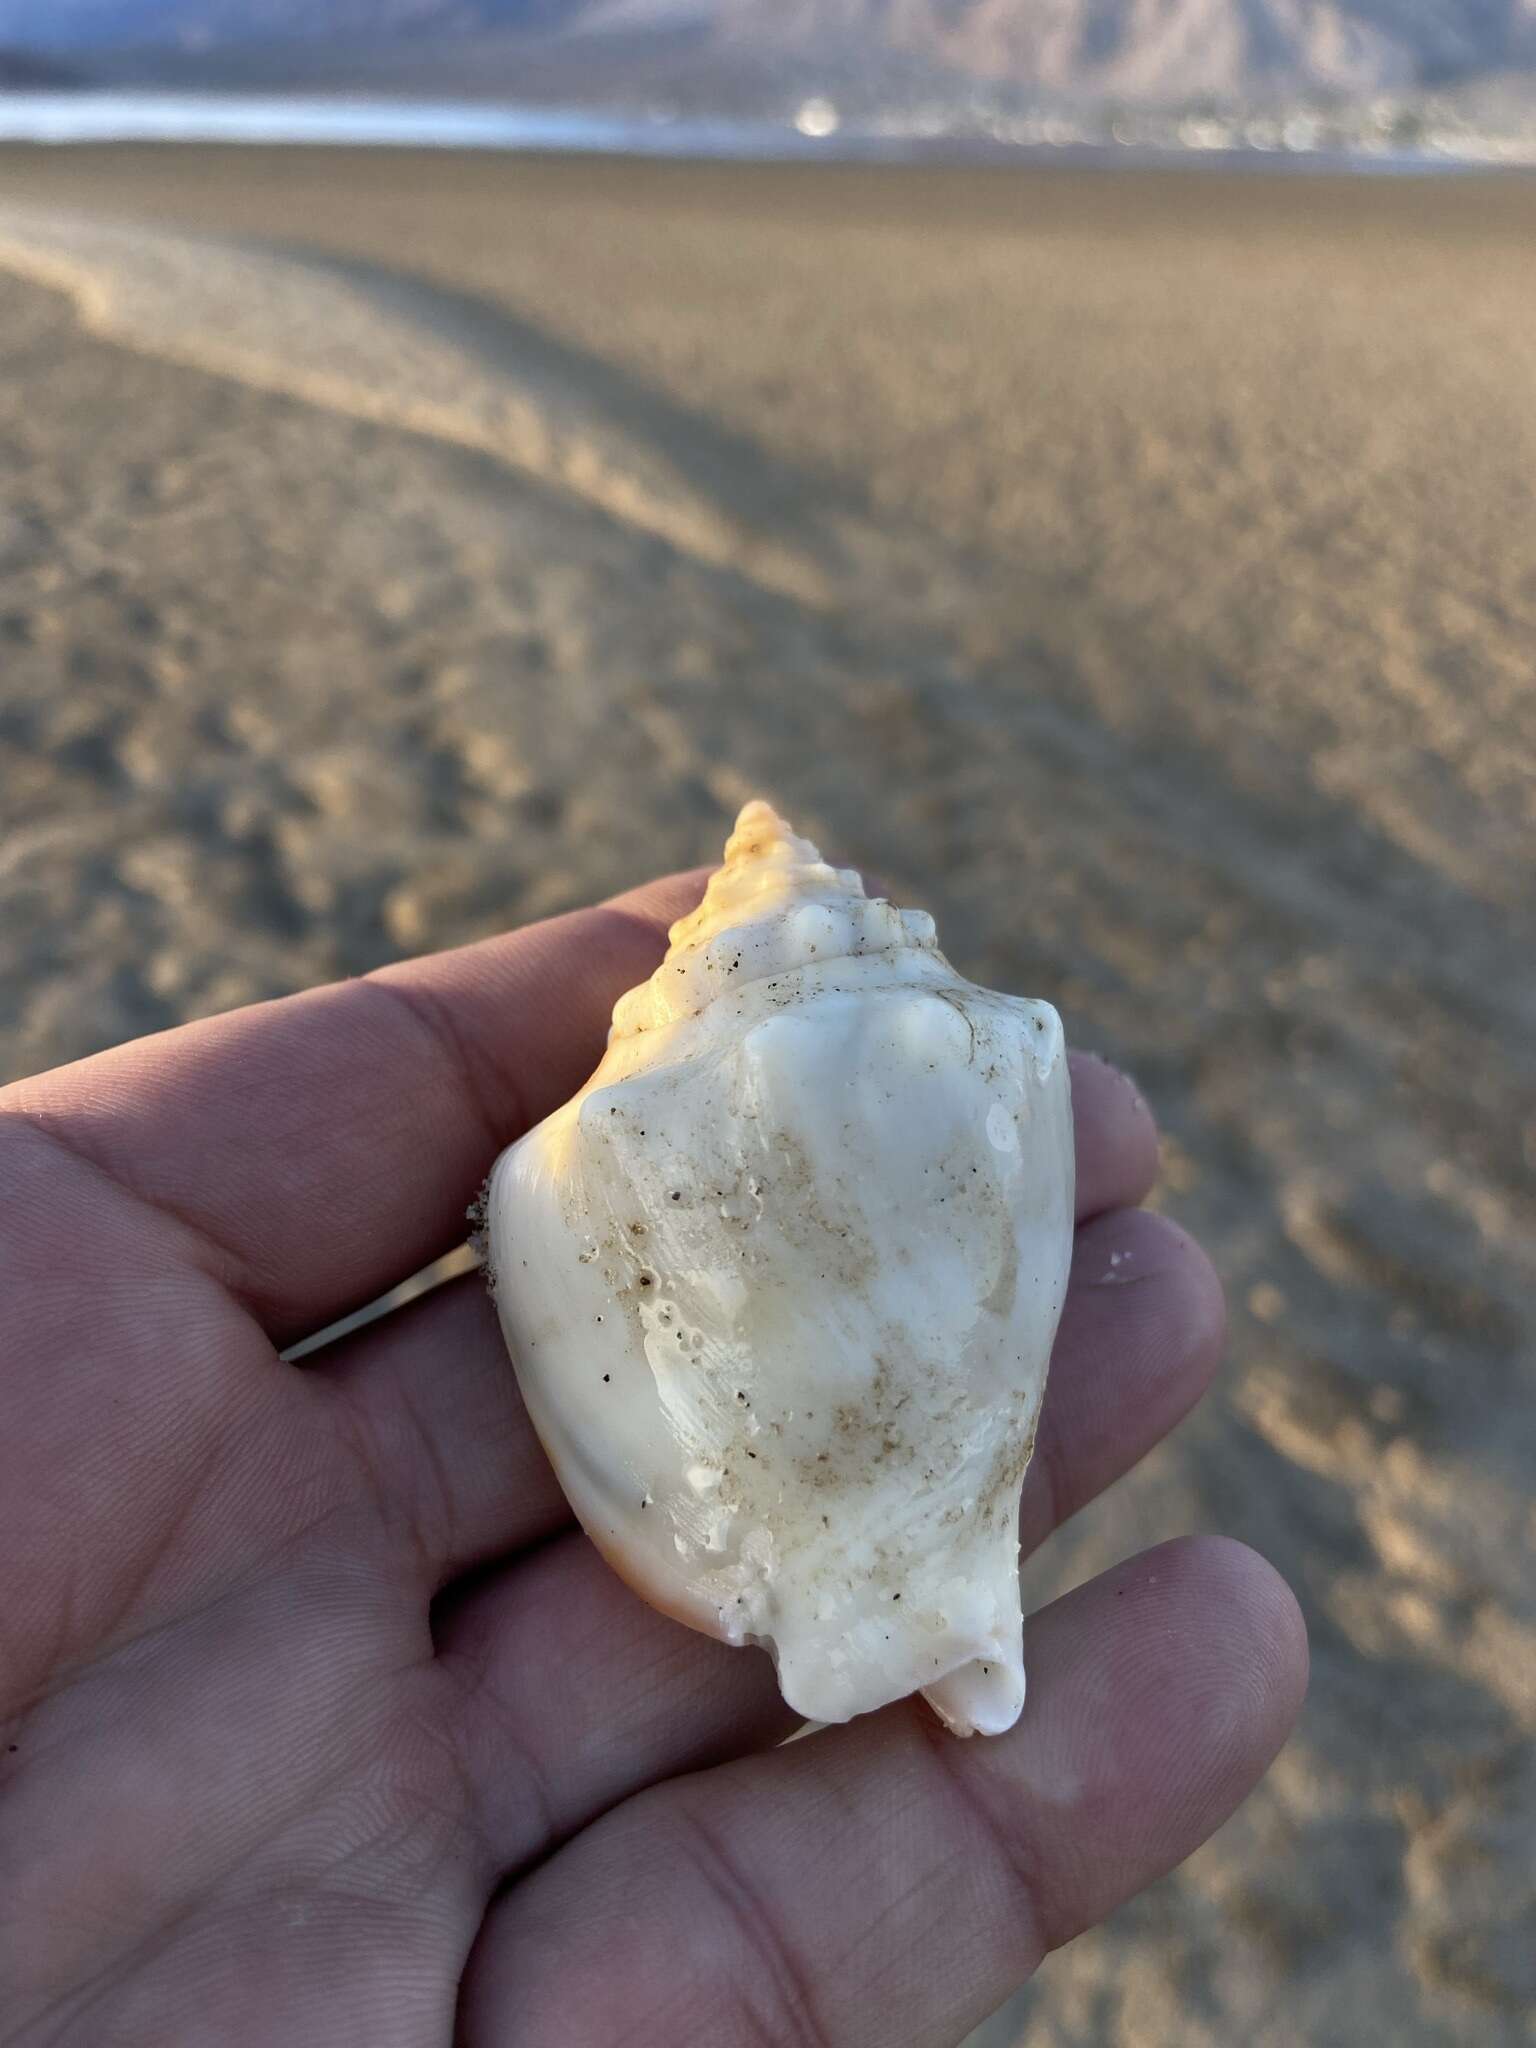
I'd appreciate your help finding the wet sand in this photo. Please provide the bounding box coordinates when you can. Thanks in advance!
[0,146,1531,2046]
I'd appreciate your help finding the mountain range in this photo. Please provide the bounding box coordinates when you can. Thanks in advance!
[4,1,1536,105]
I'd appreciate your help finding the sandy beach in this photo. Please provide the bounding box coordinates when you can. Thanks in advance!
[0,145,1531,2045]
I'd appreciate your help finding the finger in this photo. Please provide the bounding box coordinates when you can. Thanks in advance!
[320,1056,1165,1582]
[1020,1207,1223,1552]
[459,1537,1307,2048]
[432,1207,1222,1876]
[1069,1049,1159,1220]
[0,871,710,1346]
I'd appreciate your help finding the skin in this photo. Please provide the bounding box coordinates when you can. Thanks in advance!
[0,868,1308,2048]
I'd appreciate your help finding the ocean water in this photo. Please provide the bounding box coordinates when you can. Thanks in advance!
[0,91,854,158]
[0,89,1484,172]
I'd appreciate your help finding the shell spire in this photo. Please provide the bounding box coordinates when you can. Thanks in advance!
[611,801,938,1041]
[673,800,864,948]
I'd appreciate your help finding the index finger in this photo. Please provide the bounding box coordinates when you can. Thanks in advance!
[0,871,710,1345]
[1,875,1161,1349]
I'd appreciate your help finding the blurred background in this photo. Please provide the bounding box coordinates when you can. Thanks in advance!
[1,5,1533,2044]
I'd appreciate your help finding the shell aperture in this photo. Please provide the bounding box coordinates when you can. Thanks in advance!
[486,802,1075,1735]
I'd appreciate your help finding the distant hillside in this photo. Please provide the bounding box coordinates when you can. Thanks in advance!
[596,1,1536,101]
[5,0,1536,105]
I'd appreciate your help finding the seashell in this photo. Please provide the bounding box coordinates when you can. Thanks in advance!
[486,802,1074,1736]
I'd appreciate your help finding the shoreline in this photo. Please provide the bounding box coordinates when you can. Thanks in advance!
[0,90,1532,176]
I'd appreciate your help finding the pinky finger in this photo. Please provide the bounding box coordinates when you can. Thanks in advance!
[460,1535,1308,2048]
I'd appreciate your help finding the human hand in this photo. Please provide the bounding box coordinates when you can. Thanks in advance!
[0,868,1306,2048]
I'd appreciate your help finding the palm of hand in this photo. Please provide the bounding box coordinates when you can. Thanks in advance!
[0,871,1305,2048]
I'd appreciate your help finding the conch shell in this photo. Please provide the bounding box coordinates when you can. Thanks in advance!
[487,803,1074,1735]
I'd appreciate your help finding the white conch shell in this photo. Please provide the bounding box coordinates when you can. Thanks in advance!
[487,802,1074,1736]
